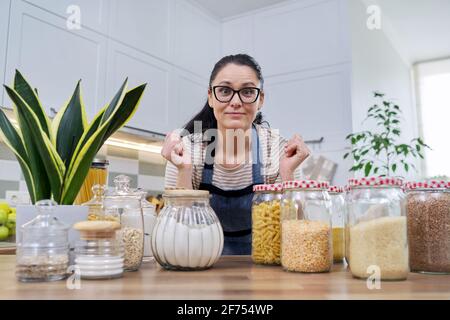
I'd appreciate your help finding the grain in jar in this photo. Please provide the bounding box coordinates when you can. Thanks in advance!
[252,183,282,265]
[406,181,450,274]
[281,180,332,273]
[328,186,345,263]
[347,177,409,280]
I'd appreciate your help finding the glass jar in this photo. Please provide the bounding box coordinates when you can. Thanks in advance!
[16,200,69,282]
[251,183,282,265]
[83,185,119,222]
[329,186,345,263]
[75,159,109,205]
[281,180,332,273]
[74,221,124,279]
[347,177,408,280]
[151,190,224,270]
[406,180,450,274]
[136,188,157,262]
[103,175,144,271]
[344,185,351,266]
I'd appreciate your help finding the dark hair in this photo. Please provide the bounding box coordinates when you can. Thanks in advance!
[184,54,267,134]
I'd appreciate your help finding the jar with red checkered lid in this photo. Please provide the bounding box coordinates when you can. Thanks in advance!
[346,176,408,280]
[251,183,283,265]
[280,180,332,273]
[328,186,345,263]
[405,180,450,274]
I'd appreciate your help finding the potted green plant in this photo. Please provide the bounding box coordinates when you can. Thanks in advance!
[0,70,147,245]
[344,92,430,177]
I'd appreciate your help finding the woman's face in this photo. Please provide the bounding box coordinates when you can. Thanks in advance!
[208,63,264,131]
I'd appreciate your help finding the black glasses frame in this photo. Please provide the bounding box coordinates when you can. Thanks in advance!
[211,86,261,103]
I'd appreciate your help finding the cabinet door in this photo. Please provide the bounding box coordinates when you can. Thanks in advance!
[23,0,109,34]
[172,0,221,79]
[105,40,172,134]
[4,1,107,122]
[108,0,170,60]
[0,0,11,106]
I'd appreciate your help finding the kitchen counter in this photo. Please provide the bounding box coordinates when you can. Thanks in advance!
[0,255,449,299]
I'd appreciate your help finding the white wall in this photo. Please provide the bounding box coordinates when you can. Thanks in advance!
[0,0,221,134]
[349,0,420,179]
[222,0,353,185]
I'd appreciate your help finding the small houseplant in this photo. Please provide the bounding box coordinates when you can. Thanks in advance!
[344,92,430,177]
[0,70,147,205]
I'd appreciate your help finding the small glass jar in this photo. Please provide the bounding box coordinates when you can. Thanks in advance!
[347,177,408,280]
[83,185,119,222]
[16,200,69,282]
[103,175,144,272]
[406,180,450,274]
[344,185,351,266]
[151,190,224,271]
[251,183,282,265]
[281,180,332,273]
[74,221,124,279]
[75,159,109,205]
[136,188,157,262]
[329,186,345,263]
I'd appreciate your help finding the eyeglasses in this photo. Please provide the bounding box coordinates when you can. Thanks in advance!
[212,86,261,104]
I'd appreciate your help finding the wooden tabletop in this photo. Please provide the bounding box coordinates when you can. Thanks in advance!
[1,255,449,300]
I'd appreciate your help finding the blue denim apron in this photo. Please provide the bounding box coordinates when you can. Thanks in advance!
[199,126,264,255]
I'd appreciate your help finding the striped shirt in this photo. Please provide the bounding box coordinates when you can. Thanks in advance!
[164,125,304,190]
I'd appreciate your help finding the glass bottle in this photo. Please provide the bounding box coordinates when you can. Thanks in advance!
[347,177,408,280]
[75,159,109,205]
[103,175,144,271]
[151,189,224,270]
[328,186,345,263]
[16,200,69,282]
[136,188,157,262]
[251,183,282,265]
[281,180,332,273]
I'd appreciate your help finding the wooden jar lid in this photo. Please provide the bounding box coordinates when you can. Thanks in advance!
[73,221,121,240]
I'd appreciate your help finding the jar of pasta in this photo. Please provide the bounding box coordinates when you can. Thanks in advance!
[281,180,332,273]
[251,183,283,265]
[75,159,109,205]
[328,186,345,263]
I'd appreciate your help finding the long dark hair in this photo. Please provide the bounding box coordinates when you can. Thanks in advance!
[184,54,267,134]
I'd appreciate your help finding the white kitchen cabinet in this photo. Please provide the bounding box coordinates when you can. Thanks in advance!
[23,0,110,34]
[4,0,107,121]
[173,69,207,130]
[0,0,11,106]
[172,0,221,79]
[108,0,170,60]
[105,40,173,134]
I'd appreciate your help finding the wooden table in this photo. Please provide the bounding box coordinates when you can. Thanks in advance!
[1,255,449,300]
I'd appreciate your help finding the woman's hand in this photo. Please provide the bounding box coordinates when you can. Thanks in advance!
[280,134,310,181]
[161,131,192,171]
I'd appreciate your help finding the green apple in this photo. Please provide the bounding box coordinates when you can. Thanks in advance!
[0,209,8,225]
[9,207,16,215]
[0,226,9,240]
[0,202,10,213]
[6,214,15,230]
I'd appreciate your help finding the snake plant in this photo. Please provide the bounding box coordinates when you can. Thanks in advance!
[0,70,147,205]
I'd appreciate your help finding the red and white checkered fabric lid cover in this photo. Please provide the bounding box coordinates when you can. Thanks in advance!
[348,177,404,188]
[328,186,344,193]
[282,180,330,190]
[253,183,283,192]
[405,180,448,190]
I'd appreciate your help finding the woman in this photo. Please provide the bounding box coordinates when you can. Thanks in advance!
[162,54,310,255]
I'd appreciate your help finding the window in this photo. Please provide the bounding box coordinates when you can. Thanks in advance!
[415,58,450,178]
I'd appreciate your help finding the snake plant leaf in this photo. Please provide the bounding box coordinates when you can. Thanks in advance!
[0,109,38,203]
[13,70,51,138]
[102,84,147,143]
[4,85,65,202]
[51,81,87,167]
[61,83,146,205]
